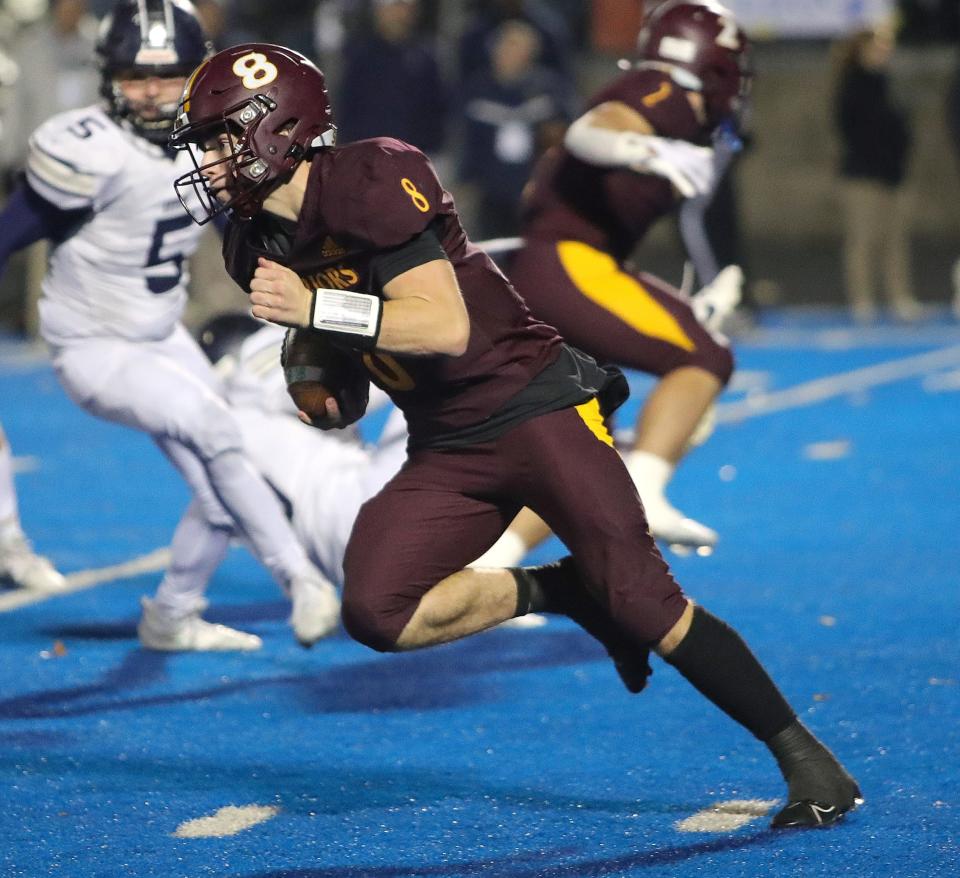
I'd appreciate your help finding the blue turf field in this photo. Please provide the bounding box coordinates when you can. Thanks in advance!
[1,310,958,878]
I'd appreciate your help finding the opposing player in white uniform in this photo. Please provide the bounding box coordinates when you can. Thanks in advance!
[0,0,338,650]
[198,315,409,588]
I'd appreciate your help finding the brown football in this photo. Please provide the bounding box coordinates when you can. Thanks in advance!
[280,327,370,425]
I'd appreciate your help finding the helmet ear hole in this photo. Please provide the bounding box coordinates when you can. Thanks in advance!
[273,118,298,137]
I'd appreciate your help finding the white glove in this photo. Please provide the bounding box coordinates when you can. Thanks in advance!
[629,137,717,199]
[564,117,717,199]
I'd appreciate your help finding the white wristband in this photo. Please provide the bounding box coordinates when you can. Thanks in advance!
[311,287,382,346]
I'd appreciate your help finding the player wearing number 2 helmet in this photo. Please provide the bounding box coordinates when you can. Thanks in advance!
[171,41,861,833]
[0,1,340,652]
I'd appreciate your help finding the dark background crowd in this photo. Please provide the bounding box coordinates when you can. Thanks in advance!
[2,0,960,333]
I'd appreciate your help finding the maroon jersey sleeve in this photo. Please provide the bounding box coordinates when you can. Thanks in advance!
[590,69,707,144]
[328,138,446,249]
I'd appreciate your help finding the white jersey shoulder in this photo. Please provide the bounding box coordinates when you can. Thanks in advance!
[27,106,129,210]
[31,106,207,345]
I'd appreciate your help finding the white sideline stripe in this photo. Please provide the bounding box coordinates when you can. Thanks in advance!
[675,798,779,833]
[172,805,279,839]
[715,344,960,424]
[0,547,170,612]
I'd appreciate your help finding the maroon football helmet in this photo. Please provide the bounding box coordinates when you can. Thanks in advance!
[169,43,336,223]
[636,1,751,128]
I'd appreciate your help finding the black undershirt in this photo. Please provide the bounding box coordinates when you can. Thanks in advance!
[418,345,628,450]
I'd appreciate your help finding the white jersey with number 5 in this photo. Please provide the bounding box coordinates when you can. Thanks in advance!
[26,105,203,346]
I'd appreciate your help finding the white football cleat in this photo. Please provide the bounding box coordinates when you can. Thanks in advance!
[691,265,743,332]
[642,496,718,553]
[138,597,262,652]
[289,569,340,647]
[0,534,67,592]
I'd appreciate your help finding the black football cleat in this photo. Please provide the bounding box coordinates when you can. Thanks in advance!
[767,721,863,830]
[771,793,862,829]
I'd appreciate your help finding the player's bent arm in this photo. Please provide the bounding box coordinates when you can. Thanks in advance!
[378,258,470,357]
[250,256,470,357]
[565,101,716,199]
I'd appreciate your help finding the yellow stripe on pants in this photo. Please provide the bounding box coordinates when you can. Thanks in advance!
[575,397,614,447]
[557,240,695,352]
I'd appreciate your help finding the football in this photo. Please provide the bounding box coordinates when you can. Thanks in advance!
[280,327,370,426]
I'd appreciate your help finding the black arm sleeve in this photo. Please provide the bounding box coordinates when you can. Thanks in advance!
[368,223,448,292]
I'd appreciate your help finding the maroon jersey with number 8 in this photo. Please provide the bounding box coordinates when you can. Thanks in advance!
[223,137,561,444]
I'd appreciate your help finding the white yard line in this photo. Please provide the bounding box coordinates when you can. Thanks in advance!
[715,344,960,424]
[674,799,779,833]
[171,805,280,838]
[0,547,170,613]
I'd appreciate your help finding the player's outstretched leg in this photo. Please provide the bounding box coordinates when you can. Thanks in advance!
[660,604,862,829]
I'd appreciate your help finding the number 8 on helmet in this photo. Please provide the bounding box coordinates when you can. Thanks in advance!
[170,44,337,224]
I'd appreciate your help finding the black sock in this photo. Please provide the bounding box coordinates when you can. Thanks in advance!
[663,605,796,741]
[509,559,573,616]
[767,720,861,806]
[510,558,652,693]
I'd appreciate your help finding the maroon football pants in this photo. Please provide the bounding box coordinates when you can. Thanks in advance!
[341,402,687,652]
[508,240,734,382]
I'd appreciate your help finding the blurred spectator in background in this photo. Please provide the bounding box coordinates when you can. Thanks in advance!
[833,23,920,323]
[457,19,572,240]
[336,0,448,158]
[192,0,227,49]
[458,0,574,86]
[0,0,99,336]
[224,0,317,57]
[0,0,99,179]
[946,39,960,318]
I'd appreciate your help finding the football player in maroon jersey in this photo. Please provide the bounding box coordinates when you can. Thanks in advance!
[505,0,752,554]
[170,42,861,830]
